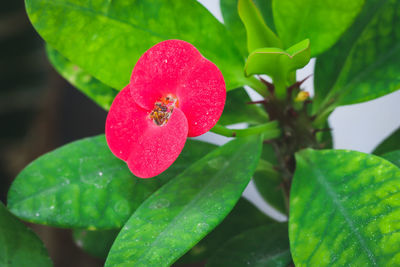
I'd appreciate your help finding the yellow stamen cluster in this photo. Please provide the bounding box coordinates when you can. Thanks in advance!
[294,91,310,102]
[149,96,178,126]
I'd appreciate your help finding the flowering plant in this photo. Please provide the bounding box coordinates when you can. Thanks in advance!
[106,40,226,178]
[2,0,400,266]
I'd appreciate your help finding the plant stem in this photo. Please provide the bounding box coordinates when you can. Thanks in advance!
[210,121,281,139]
[313,103,336,127]
[256,159,278,174]
[313,90,339,126]
[273,74,287,99]
[246,76,268,97]
[288,71,296,84]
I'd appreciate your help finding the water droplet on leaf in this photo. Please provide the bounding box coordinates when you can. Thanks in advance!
[149,198,170,209]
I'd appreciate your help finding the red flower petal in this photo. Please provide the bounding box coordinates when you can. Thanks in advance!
[106,40,225,178]
[130,40,202,110]
[127,107,188,178]
[176,57,226,137]
[105,86,148,161]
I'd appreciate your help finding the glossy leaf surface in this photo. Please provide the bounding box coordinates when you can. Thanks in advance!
[373,126,400,155]
[381,150,400,168]
[238,0,281,53]
[46,46,117,110]
[26,0,246,90]
[178,198,273,264]
[105,136,262,266]
[207,223,291,267]
[273,0,364,56]
[218,88,268,126]
[73,229,119,259]
[220,0,275,57]
[0,202,52,267]
[314,0,386,108]
[253,0,275,33]
[220,0,247,57]
[8,135,215,229]
[290,149,400,266]
[314,0,400,109]
[244,39,310,78]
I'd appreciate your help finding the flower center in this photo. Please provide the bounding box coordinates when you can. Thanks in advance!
[149,95,179,126]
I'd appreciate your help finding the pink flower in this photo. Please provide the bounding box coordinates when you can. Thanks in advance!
[105,40,226,178]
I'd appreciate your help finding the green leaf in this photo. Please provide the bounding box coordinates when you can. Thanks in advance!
[373,126,400,155]
[314,0,386,109]
[26,0,246,91]
[178,198,273,264]
[207,223,291,267]
[253,143,286,214]
[244,39,310,78]
[0,202,52,267]
[253,0,275,33]
[316,122,334,149]
[220,0,247,58]
[381,150,400,168]
[220,0,275,57]
[253,169,286,214]
[314,0,400,110]
[7,135,215,229]
[290,149,400,266]
[73,229,119,259]
[273,0,364,56]
[105,136,262,267]
[238,0,281,53]
[218,88,268,126]
[46,46,117,110]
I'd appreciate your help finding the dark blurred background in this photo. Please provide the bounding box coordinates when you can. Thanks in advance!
[1,1,108,266]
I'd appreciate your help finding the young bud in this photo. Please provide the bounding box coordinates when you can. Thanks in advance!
[294,91,310,102]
